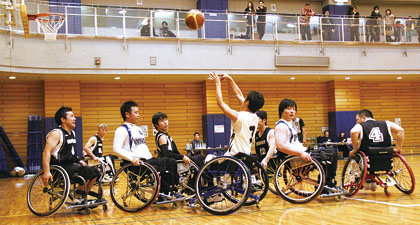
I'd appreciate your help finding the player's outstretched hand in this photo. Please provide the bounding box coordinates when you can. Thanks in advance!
[208,71,221,85]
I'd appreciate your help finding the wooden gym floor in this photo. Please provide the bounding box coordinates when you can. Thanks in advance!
[1,155,419,225]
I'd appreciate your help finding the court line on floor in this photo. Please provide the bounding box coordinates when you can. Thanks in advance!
[343,197,420,207]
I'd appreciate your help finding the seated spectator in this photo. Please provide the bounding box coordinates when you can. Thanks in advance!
[318,130,332,144]
[140,18,157,37]
[160,21,176,38]
[337,131,350,158]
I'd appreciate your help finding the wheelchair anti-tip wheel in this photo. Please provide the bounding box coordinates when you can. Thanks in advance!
[341,152,367,197]
[244,160,269,206]
[27,165,71,216]
[110,162,160,212]
[274,156,325,204]
[390,153,415,194]
[195,156,251,215]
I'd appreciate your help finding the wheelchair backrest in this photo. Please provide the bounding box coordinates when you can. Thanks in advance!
[365,146,394,173]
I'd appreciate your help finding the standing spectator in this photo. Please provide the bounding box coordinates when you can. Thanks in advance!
[244,1,255,39]
[406,16,414,42]
[368,6,382,42]
[394,20,404,42]
[384,9,395,42]
[348,5,360,42]
[140,18,157,37]
[256,0,267,40]
[321,10,335,41]
[300,3,316,40]
[159,21,176,37]
[416,15,420,42]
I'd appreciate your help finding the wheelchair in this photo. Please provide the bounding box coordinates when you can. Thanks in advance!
[194,153,269,215]
[110,159,199,212]
[341,147,415,197]
[27,159,108,216]
[273,154,326,204]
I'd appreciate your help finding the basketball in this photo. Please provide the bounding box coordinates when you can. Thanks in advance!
[185,9,204,30]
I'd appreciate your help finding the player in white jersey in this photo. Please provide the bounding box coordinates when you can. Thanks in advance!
[267,98,311,162]
[208,72,264,157]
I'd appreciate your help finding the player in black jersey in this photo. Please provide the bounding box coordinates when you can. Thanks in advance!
[254,111,276,169]
[153,112,204,167]
[83,124,116,182]
[42,106,100,203]
[350,109,404,156]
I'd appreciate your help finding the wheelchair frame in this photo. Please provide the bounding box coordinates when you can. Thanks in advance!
[341,151,415,197]
[27,160,108,216]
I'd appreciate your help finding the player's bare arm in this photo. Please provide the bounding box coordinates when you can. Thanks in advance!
[209,72,239,122]
[42,130,60,186]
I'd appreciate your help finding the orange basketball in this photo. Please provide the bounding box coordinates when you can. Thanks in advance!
[185,9,205,30]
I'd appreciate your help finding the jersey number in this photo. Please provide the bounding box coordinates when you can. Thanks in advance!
[368,127,384,143]
[249,126,256,144]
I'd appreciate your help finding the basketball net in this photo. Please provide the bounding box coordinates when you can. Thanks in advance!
[36,13,65,41]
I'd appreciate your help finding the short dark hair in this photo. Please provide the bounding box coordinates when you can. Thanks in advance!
[259,0,264,3]
[357,109,373,118]
[162,21,168,26]
[324,130,330,135]
[340,131,345,135]
[55,106,72,125]
[256,111,268,125]
[373,5,379,10]
[245,90,264,113]
[152,112,168,128]
[305,3,310,6]
[120,101,138,121]
[278,98,297,118]
[194,132,200,136]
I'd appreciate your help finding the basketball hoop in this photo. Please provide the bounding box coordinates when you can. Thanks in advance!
[36,13,65,41]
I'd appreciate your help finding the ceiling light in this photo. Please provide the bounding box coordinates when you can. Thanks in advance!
[8,76,16,80]
[118,10,126,14]
[114,77,121,80]
[345,77,351,80]
[286,23,296,28]
[290,77,295,80]
[396,77,402,80]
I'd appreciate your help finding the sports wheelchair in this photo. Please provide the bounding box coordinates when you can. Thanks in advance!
[341,147,415,197]
[110,159,199,212]
[27,159,108,216]
[194,153,269,215]
[273,147,345,204]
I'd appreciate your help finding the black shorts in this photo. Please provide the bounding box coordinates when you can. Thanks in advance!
[61,162,101,182]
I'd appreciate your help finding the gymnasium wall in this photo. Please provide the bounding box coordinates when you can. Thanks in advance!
[0,81,44,166]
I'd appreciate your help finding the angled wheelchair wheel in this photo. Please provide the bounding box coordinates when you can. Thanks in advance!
[266,156,282,195]
[27,165,70,216]
[195,156,251,215]
[110,162,160,212]
[390,153,415,194]
[274,156,325,204]
[244,160,269,206]
[341,152,367,197]
[177,160,199,197]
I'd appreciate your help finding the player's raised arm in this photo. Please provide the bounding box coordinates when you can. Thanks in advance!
[219,73,245,105]
[209,72,239,122]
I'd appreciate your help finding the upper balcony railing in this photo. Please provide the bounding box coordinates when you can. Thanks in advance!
[2,0,419,43]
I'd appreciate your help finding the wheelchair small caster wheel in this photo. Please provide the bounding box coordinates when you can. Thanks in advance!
[384,189,391,197]
[335,195,341,201]
[173,202,180,209]
[103,204,108,211]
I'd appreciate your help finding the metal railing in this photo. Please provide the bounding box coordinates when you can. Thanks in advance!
[1,1,419,43]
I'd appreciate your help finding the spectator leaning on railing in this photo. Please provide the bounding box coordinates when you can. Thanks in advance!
[321,10,335,41]
[367,6,381,42]
[384,9,395,42]
[406,16,414,42]
[300,3,315,41]
[347,5,360,42]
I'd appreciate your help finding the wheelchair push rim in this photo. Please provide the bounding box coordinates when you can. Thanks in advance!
[341,152,367,197]
[244,160,269,206]
[390,153,415,194]
[110,162,160,212]
[27,165,71,216]
[274,156,325,204]
[195,156,251,215]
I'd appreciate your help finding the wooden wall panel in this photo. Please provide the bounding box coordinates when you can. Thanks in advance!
[80,82,204,156]
[360,81,420,153]
[44,81,81,117]
[0,81,44,165]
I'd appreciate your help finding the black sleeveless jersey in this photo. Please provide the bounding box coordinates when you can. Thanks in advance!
[360,120,392,151]
[51,126,78,164]
[155,131,180,155]
[91,134,103,157]
[255,127,271,156]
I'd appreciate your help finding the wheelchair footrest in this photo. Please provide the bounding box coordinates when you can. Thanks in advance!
[155,193,187,205]
[319,186,346,198]
[65,199,108,209]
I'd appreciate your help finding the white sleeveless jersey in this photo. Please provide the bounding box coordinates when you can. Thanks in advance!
[276,119,303,147]
[225,111,259,156]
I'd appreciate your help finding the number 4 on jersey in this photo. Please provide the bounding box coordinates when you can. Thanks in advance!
[368,127,384,143]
